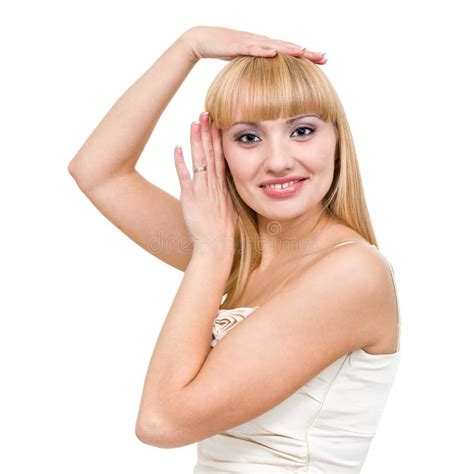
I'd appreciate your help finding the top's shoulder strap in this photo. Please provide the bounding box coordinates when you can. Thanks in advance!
[328,239,377,251]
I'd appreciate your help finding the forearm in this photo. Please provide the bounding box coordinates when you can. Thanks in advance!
[69,32,197,188]
[136,249,233,425]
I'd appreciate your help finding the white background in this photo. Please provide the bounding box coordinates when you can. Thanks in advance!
[1,0,472,472]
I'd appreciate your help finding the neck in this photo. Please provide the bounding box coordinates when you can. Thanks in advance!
[256,205,335,268]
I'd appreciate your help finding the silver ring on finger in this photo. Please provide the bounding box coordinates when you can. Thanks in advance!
[193,165,207,173]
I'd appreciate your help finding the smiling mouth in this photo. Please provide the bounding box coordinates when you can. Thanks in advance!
[259,178,308,189]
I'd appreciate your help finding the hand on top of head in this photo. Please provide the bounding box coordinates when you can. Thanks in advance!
[179,25,327,65]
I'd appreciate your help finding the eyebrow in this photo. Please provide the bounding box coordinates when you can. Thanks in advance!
[231,114,320,128]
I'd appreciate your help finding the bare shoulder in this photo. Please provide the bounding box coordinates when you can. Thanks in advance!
[304,239,391,297]
[317,239,388,274]
[303,239,399,354]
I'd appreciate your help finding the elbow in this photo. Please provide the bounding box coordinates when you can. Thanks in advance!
[68,158,84,186]
[67,158,95,193]
[68,159,78,178]
[135,416,162,447]
[135,415,177,449]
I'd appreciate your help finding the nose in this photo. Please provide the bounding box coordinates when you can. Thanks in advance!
[262,138,295,174]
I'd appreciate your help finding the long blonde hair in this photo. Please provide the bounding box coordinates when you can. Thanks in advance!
[204,53,377,309]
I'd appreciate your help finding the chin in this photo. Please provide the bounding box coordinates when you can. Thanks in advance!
[254,205,308,221]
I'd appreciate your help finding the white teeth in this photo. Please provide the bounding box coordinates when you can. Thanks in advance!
[263,179,301,189]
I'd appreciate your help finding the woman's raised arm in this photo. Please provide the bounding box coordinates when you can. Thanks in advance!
[68,27,326,272]
[69,31,198,189]
[68,31,199,271]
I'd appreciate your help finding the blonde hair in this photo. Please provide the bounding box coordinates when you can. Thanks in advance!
[204,53,377,309]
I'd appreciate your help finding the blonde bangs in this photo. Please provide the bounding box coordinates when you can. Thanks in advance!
[205,54,338,130]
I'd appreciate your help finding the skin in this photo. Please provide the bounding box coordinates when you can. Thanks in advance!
[136,112,397,449]
[221,114,341,270]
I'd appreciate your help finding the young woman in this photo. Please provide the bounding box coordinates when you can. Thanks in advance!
[69,25,401,473]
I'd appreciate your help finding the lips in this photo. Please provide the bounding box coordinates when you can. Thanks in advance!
[259,177,308,198]
[258,177,308,188]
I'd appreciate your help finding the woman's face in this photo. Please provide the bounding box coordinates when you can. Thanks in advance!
[221,114,338,220]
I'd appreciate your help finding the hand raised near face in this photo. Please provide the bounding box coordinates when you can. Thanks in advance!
[174,112,237,258]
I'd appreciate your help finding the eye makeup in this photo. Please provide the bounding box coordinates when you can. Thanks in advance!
[233,125,317,143]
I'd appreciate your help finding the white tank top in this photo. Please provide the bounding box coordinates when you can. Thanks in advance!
[193,240,402,473]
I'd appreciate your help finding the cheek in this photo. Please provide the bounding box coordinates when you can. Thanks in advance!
[303,154,332,175]
[315,158,336,192]
[228,162,254,184]
[222,142,251,180]
[316,159,335,187]
[221,140,235,172]
[308,143,336,171]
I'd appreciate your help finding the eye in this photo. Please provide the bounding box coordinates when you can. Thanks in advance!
[235,126,316,144]
[291,126,315,138]
[235,132,259,143]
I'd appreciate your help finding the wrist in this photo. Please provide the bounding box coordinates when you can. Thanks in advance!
[177,30,200,66]
[192,238,235,262]
[189,250,234,283]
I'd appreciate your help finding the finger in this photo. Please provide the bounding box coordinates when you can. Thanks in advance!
[210,120,226,182]
[270,39,306,50]
[246,45,277,57]
[254,45,321,61]
[249,33,303,50]
[248,43,297,56]
[263,40,307,54]
[265,39,326,60]
[278,46,312,59]
[304,50,327,62]
[173,145,193,192]
[190,121,208,187]
[244,44,277,57]
[199,112,218,186]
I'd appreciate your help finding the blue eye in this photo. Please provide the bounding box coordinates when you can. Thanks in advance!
[235,126,315,143]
